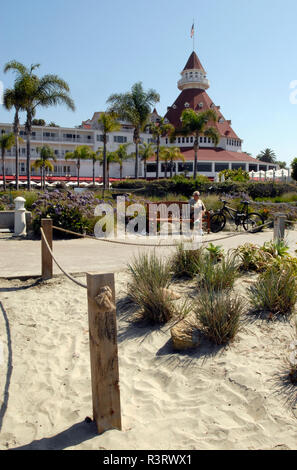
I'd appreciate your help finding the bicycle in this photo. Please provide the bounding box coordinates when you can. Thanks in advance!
[210,199,265,233]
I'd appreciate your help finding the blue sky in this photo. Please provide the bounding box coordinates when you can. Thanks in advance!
[0,0,297,164]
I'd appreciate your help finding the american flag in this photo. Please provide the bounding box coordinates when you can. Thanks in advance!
[190,23,194,38]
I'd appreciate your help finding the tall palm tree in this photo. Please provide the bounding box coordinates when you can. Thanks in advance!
[179,109,219,179]
[148,118,174,178]
[4,61,75,191]
[159,146,170,178]
[65,145,92,187]
[3,79,27,190]
[98,151,118,185]
[257,148,277,163]
[138,142,155,179]
[113,143,131,179]
[107,82,160,179]
[32,145,56,190]
[97,112,121,189]
[0,133,15,191]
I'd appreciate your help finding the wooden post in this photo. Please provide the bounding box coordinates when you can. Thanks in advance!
[41,218,53,280]
[86,272,121,434]
[274,213,286,243]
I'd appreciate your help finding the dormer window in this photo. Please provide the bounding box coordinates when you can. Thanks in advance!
[184,102,190,108]
[172,104,177,109]
[164,118,169,123]
[198,102,203,109]
[219,118,225,123]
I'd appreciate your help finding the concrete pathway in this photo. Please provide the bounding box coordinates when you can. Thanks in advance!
[0,230,296,278]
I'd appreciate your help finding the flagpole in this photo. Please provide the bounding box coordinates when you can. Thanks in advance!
[193,19,195,51]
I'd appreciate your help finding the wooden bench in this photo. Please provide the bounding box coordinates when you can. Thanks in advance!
[145,201,211,234]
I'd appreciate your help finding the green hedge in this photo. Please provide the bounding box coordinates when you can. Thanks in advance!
[112,176,297,199]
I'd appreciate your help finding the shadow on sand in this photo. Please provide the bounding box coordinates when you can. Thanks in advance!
[11,420,99,450]
[0,302,13,434]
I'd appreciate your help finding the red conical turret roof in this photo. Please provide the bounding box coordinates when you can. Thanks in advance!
[183,51,205,73]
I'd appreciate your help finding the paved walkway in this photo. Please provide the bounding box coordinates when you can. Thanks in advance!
[0,230,296,278]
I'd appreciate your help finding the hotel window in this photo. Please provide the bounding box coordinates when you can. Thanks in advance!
[97,135,109,142]
[232,163,245,170]
[190,137,193,143]
[204,137,207,143]
[215,163,229,172]
[165,138,168,144]
[249,164,257,172]
[259,165,267,171]
[200,137,203,143]
[178,162,193,172]
[182,137,185,143]
[186,137,189,143]
[178,137,181,143]
[197,163,212,172]
[114,136,127,143]
[146,163,157,173]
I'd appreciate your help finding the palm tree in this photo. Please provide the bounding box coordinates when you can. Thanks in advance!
[148,118,174,178]
[3,78,26,190]
[0,133,15,190]
[97,112,121,189]
[107,82,160,179]
[98,151,118,185]
[4,61,75,191]
[32,145,56,190]
[165,146,185,178]
[159,146,170,178]
[138,142,155,179]
[257,148,277,163]
[113,143,131,179]
[65,145,92,187]
[179,109,220,179]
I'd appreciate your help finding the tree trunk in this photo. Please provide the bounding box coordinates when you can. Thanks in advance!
[170,160,173,179]
[134,128,139,179]
[2,149,6,191]
[14,110,20,191]
[25,113,32,191]
[193,134,199,179]
[144,159,147,179]
[165,162,168,179]
[156,137,160,179]
[77,160,80,187]
[103,136,107,190]
[120,164,123,180]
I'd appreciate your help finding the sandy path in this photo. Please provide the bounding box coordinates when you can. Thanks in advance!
[0,273,296,450]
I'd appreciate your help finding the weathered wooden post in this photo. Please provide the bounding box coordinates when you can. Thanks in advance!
[274,213,286,243]
[86,272,121,434]
[41,218,53,280]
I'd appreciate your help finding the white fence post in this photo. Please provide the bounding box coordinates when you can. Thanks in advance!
[14,197,27,236]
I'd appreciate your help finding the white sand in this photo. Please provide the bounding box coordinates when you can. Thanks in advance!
[0,273,296,450]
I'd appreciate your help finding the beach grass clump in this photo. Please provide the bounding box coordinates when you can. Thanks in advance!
[196,253,240,292]
[128,252,175,324]
[194,289,245,345]
[170,243,205,279]
[248,263,297,316]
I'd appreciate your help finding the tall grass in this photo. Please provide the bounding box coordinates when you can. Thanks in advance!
[128,252,175,324]
[196,253,240,291]
[171,243,205,279]
[248,263,297,316]
[194,289,245,345]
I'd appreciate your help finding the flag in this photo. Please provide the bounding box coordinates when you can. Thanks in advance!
[190,23,194,38]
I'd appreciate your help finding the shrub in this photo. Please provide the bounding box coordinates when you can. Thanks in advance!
[206,243,224,262]
[170,244,205,279]
[31,190,99,235]
[219,168,250,182]
[261,240,290,258]
[127,252,174,324]
[248,263,297,316]
[233,243,273,272]
[196,253,240,291]
[194,289,245,345]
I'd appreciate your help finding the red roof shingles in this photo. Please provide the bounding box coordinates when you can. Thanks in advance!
[164,88,239,139]
[183,51,206,73]
[148,147,262,164]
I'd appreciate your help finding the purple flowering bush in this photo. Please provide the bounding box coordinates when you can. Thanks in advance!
[31,190,101,236]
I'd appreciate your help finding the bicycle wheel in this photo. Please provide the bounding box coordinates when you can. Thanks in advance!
[243,213,264,233]
[210,213,226,233]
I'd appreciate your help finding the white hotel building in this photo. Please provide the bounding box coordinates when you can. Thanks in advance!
[0,51,277,181]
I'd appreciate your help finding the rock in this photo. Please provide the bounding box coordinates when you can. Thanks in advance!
[171,314,201,351]
[161,288,181,301]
